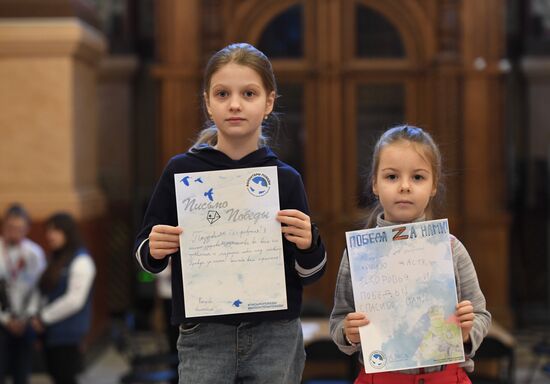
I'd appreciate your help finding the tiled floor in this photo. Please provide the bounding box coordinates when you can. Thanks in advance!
[27,328,550,384]
[513,327,550,384]
[30,346,130,384]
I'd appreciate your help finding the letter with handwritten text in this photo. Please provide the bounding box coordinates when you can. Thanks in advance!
[175,166,287,317]
[345,219,464,372]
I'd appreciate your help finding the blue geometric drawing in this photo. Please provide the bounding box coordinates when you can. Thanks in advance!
[195,177,203,183]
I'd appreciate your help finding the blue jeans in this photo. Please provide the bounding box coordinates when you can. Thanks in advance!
[177,318,305,384]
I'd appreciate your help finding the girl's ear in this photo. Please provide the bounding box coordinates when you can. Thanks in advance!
[203,92,211,116]
[265,91,275,115]
[431,184,437,197]
[372,179,378,197]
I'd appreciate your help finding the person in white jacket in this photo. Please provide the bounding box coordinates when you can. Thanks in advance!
[0,203,46,384]
[31,212,96,384]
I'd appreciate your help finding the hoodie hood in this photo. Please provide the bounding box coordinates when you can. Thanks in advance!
[187,144,279,169]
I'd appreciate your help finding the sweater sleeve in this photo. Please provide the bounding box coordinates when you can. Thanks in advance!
[134,160,177,274]
[41,255,96,325]
[452,236,492,360]
[329,250,362,356]
[286,174,326,285]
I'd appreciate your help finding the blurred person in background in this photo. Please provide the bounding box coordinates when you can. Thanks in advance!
[31,213,96,384]
[0,203,46,384]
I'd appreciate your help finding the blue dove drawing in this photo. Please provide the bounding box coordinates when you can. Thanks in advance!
[204,188,214,201]
[232,299,242,308]
[180,176,191,186]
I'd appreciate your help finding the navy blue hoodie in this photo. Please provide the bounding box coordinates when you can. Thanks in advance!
[134,145,326,325]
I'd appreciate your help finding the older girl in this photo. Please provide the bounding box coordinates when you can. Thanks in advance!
[134,43,326,384]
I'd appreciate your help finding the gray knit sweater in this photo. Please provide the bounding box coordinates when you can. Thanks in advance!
[329,214,491,373]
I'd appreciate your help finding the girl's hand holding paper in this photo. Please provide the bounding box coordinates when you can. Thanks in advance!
[148,225,183,259]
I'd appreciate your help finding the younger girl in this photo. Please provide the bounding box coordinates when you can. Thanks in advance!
[134,43,326,384]
[329,125,491,383]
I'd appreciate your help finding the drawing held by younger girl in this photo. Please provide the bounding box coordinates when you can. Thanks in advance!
[330,125,491,384]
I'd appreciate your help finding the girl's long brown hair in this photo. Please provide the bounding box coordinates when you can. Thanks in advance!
[39,213,83,293]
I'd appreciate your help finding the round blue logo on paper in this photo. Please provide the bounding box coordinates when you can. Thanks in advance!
[246,173,271,197]
[368,351,387,369]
